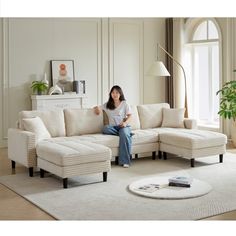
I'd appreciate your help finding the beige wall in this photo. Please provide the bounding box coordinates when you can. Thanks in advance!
[0,18,166,147]
[143,18,166,104]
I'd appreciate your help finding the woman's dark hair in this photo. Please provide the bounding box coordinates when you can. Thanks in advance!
[106,85,126,110]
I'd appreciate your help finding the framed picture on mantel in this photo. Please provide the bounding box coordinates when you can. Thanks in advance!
[50,60,75,92]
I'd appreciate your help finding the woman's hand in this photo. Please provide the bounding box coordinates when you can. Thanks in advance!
[93,106,101,115]
[120,114,131,127]
[119,121,127,128]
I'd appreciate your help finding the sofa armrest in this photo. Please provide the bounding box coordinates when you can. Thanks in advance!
[8,128,37,168]
[184,119,197,129]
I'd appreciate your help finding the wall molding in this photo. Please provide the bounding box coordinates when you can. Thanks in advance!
[101,18,109,103]
[109,18,144,105]
[94,19,102,106]
[2,18,9,142]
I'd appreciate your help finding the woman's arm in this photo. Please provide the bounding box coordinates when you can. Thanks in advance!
[93,106,102,115]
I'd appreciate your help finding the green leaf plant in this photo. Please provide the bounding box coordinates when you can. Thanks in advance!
[216,70,236,121]
[31,80,48,95]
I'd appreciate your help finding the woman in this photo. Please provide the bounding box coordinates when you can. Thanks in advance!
[94,85,132,168]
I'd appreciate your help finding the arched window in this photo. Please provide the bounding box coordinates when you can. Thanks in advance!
[188,19,221,129]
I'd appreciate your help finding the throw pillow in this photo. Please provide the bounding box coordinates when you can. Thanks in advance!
[22,116,51,141]
[161,108,185,128]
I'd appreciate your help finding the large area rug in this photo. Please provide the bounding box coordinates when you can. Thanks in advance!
[1,153,236,220]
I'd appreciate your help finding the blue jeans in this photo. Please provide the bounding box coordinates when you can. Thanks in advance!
[102,125,132,165]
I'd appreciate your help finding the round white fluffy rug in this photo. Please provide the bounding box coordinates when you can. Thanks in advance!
[129,176,212,199]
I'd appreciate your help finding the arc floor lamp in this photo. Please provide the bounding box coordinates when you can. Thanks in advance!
[147,43,188,118]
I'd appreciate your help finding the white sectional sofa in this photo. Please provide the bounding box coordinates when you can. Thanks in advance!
[8,103,227,188]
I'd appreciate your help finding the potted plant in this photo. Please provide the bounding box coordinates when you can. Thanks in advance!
[31,80,48,95]
[216,69,236,146]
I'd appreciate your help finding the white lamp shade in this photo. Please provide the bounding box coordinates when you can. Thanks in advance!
[147,61,170,77]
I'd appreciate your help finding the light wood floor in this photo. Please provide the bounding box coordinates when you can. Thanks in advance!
[0,148,55,220]
[0,147,236,220]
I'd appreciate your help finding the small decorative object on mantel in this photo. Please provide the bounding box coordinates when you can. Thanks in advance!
[72,80,79,94]
[48,84,63,95]
[31,80,48,95]
[42,73,49,86]
[79,80,86,94]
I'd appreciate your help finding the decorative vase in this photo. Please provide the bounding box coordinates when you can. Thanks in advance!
[42,73,49,86]
[73,80,79,94]
[231,120,236,147]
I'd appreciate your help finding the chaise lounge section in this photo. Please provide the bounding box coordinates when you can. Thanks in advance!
[37,140,111,188]
[159,129,226,167]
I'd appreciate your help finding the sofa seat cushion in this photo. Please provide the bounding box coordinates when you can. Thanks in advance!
[73,130,158,148]
[149,128,188,140]
[46,129,158,149]
[78,130,158,146]
[149,127,185,134]
[77,131,158,146]
[71,134,119,148]
[159,129,227,149]
[36,140,111,166]
[132,129,158,144]
[48,135,119,148]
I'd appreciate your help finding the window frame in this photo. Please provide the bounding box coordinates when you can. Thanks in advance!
[187,19,222,131]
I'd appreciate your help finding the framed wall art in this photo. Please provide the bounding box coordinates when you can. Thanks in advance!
[50,60,75,92]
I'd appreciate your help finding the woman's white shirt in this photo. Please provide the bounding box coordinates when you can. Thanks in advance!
[101,101,132,126]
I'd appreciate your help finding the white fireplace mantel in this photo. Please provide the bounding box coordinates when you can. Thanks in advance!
[31,94,88,110]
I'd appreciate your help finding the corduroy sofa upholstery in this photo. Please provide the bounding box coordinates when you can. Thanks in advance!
[8,103,227,188]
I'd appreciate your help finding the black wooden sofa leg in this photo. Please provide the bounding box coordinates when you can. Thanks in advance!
[152,151,156,160]
[135,154,138,159]
[40,168,45,178]
[103,172,107,182]
[29,167,33,177]
[63,178,68,188]
[158,151,162,159]
[11,160,15,169]
[115,156,119,165]
[219,154,223,163]
[191,158,195,167]
[163,152,167,160]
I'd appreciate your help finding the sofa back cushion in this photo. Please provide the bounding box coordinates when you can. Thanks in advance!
[22,116,51,141]
[64,108,104,136]
[19,110,66,137]
[137,103,170,129]
[161,108,185,128]
[129,105,141,130]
